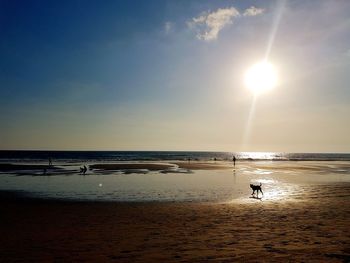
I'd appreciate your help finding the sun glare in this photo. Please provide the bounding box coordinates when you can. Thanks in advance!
[244,61,278,95]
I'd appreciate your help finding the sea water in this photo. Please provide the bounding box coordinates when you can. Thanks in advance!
[1,150,350,163]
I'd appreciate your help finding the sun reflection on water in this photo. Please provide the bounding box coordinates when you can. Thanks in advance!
[239,152,279,160]
[229,174,301,204]
[259,183,299,202]
[262,187,285,201]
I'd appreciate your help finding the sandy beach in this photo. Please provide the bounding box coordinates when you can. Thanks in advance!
[1,182,350,262]
[0,159,350,262]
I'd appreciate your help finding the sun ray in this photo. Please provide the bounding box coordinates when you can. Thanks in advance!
[264,0,286,60]
[240,2,286,151]
[241,95,257,151]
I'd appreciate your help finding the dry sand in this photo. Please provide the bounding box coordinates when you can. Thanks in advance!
[1,183,349,262]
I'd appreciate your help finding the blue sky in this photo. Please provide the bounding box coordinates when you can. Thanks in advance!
[1,0,350,151]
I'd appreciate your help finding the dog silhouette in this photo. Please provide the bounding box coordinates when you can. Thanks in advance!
[250,183,263,197]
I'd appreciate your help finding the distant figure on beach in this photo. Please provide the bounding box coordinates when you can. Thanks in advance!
[214,157,217,162]
[48,157,52,166]
[232,155,236,167]
[80,166,87,174]
[188,158,191,163]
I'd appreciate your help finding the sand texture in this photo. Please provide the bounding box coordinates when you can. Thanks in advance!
[1,183,349,262]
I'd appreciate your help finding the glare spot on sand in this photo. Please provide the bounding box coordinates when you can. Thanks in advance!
[99,183,103,187]
[229,180,300,204]
[263,187,283,200]
[255,169,273,175]
[256,178,276,184]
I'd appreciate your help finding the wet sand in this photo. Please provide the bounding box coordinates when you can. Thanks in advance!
[89,163,176,171]
[0,163,60,171]
[1,183,350,262]
[0,162,231,175]
[90,162,231,171]
[173,161,231,170]
[3,161,349,174]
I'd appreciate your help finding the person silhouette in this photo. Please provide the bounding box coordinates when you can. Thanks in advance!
[48,157,52,166]
[83,165,87,175]
[233,155,236,167]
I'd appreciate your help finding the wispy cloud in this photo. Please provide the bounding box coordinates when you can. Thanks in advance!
[187,7,240,41]
[164,21,174,34]
[243,6,265,17]
[188,6,264,41]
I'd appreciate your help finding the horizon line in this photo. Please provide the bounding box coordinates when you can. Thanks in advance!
[0,149,349,154]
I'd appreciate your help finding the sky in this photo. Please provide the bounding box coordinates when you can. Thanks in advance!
[1,0,350,152]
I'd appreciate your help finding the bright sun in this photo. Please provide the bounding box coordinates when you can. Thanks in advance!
[244,61,277,95]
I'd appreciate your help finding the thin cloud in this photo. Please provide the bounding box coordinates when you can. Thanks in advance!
[243,6,265,17]
[188,7,240,41]
[164,21,173,34]
[188,6,264,41]
[345,49,350,57]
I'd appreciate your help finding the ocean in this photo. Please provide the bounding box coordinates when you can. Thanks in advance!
[1,150,350,163]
